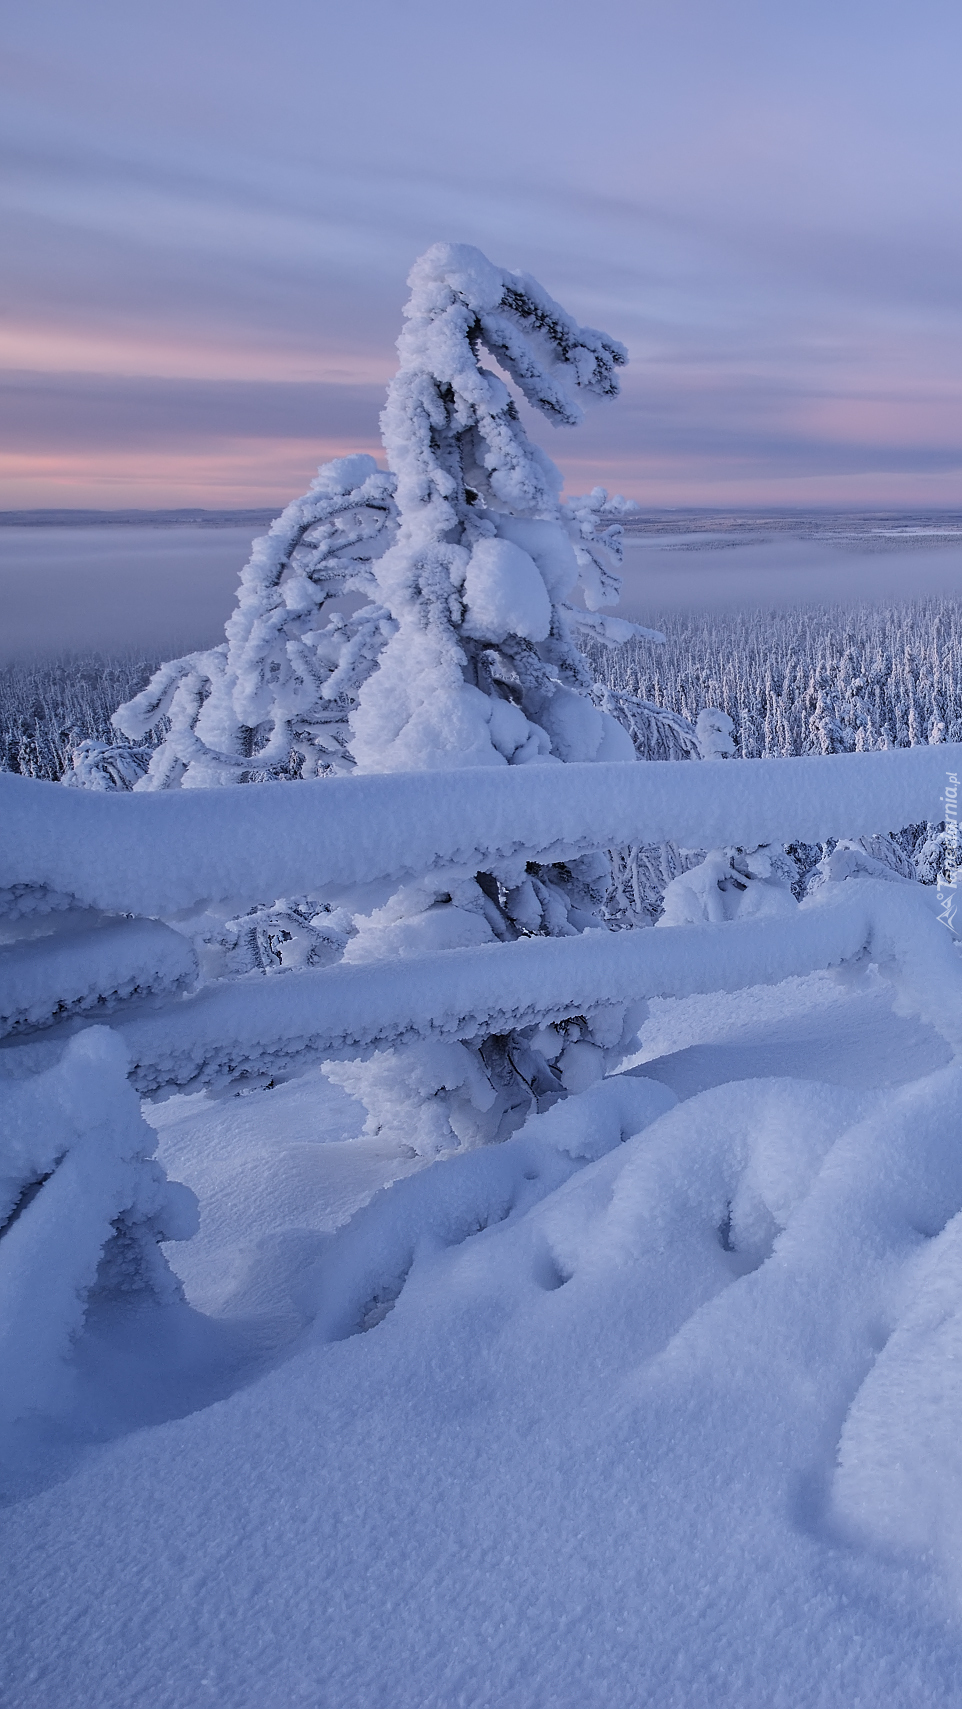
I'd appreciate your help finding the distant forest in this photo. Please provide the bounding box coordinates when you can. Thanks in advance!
[3,596,962,782]
[0,653,162,782]
[587,596,962,758]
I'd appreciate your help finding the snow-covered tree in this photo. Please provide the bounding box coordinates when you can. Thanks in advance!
[348,242,653,781]
[62,739,151,790]
[113,456,398,788]
[97,242,699,1148]
[327,244,661,1148]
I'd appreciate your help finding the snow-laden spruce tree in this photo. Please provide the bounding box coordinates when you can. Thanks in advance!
[112,456,398,787]
[324,244,662,1151]
[103,243,667,1146]
[347,243,647,780]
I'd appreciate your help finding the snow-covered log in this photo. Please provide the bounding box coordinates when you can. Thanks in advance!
[1,879,945,1100]
[3,744,961,921]
[0,916,197,1039]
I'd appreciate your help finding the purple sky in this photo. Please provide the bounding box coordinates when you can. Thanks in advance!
[2,0,961,509]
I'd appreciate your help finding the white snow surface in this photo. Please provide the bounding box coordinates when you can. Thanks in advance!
[3,740,961,918]
[7,970,962,1704]
[0,1029,197,1426]
[461,535,552,643]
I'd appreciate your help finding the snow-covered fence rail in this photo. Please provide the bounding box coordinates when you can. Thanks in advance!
[121,880,960,1095]
[4,879,954,1099]
[0,917,196,1039]
[2,742,959,918]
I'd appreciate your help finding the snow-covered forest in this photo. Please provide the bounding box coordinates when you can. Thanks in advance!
[8,595,962,781]
[6,243,962,1709]
[0,651,162,782]
[590,595,962,755]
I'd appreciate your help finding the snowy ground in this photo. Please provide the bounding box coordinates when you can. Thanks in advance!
[6,966,962,1706]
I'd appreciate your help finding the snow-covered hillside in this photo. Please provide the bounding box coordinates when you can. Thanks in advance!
[5,968,962,1706]
[5,746,962,1704]
[5,246,962,1706]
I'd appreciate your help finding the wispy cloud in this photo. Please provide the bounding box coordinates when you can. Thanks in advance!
[2,0,961,506]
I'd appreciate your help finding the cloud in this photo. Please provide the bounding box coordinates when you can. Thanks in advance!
[0,372,385,452]
[2,0,961,507]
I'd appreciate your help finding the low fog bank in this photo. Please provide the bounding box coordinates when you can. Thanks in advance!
[3,514,962,662]
[617,526,962,619]
[0,524,258,660]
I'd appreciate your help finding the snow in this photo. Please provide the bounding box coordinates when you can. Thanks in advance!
[460,536,552,643]
[6,978,962,1704]
[0,914,196,1038]
[4,740,962,918]
[112,457,398,787]
[10,252,962,1703]
[0,876,932,1099]
[5,667,962,1702]
[0,1028,196,1427]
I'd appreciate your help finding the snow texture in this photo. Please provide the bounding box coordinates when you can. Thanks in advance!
[0,878,946,1101]
[0,915,197,1038]
[3,742,961,919]
[0,1028,197,1425]
[10,1053,962,1705]
[306,1074,678,1341]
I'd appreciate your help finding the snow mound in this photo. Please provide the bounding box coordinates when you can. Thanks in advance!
[13,1065,962,1703]
[0,1028,197,1426]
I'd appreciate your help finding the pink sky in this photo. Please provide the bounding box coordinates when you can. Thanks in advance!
[2,0,961,511]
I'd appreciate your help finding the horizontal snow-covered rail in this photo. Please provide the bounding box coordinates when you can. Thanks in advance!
[0,917,196,1039]
[2,744,960,918]
[5,881,948,1097]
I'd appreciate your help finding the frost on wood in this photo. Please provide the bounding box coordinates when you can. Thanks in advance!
[6,746,961,923]
[0,914,197,1038]
[0,1028,198,1425]
[113,456,398,788]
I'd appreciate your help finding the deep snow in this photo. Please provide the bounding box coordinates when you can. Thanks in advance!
[5,968,962,1707]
